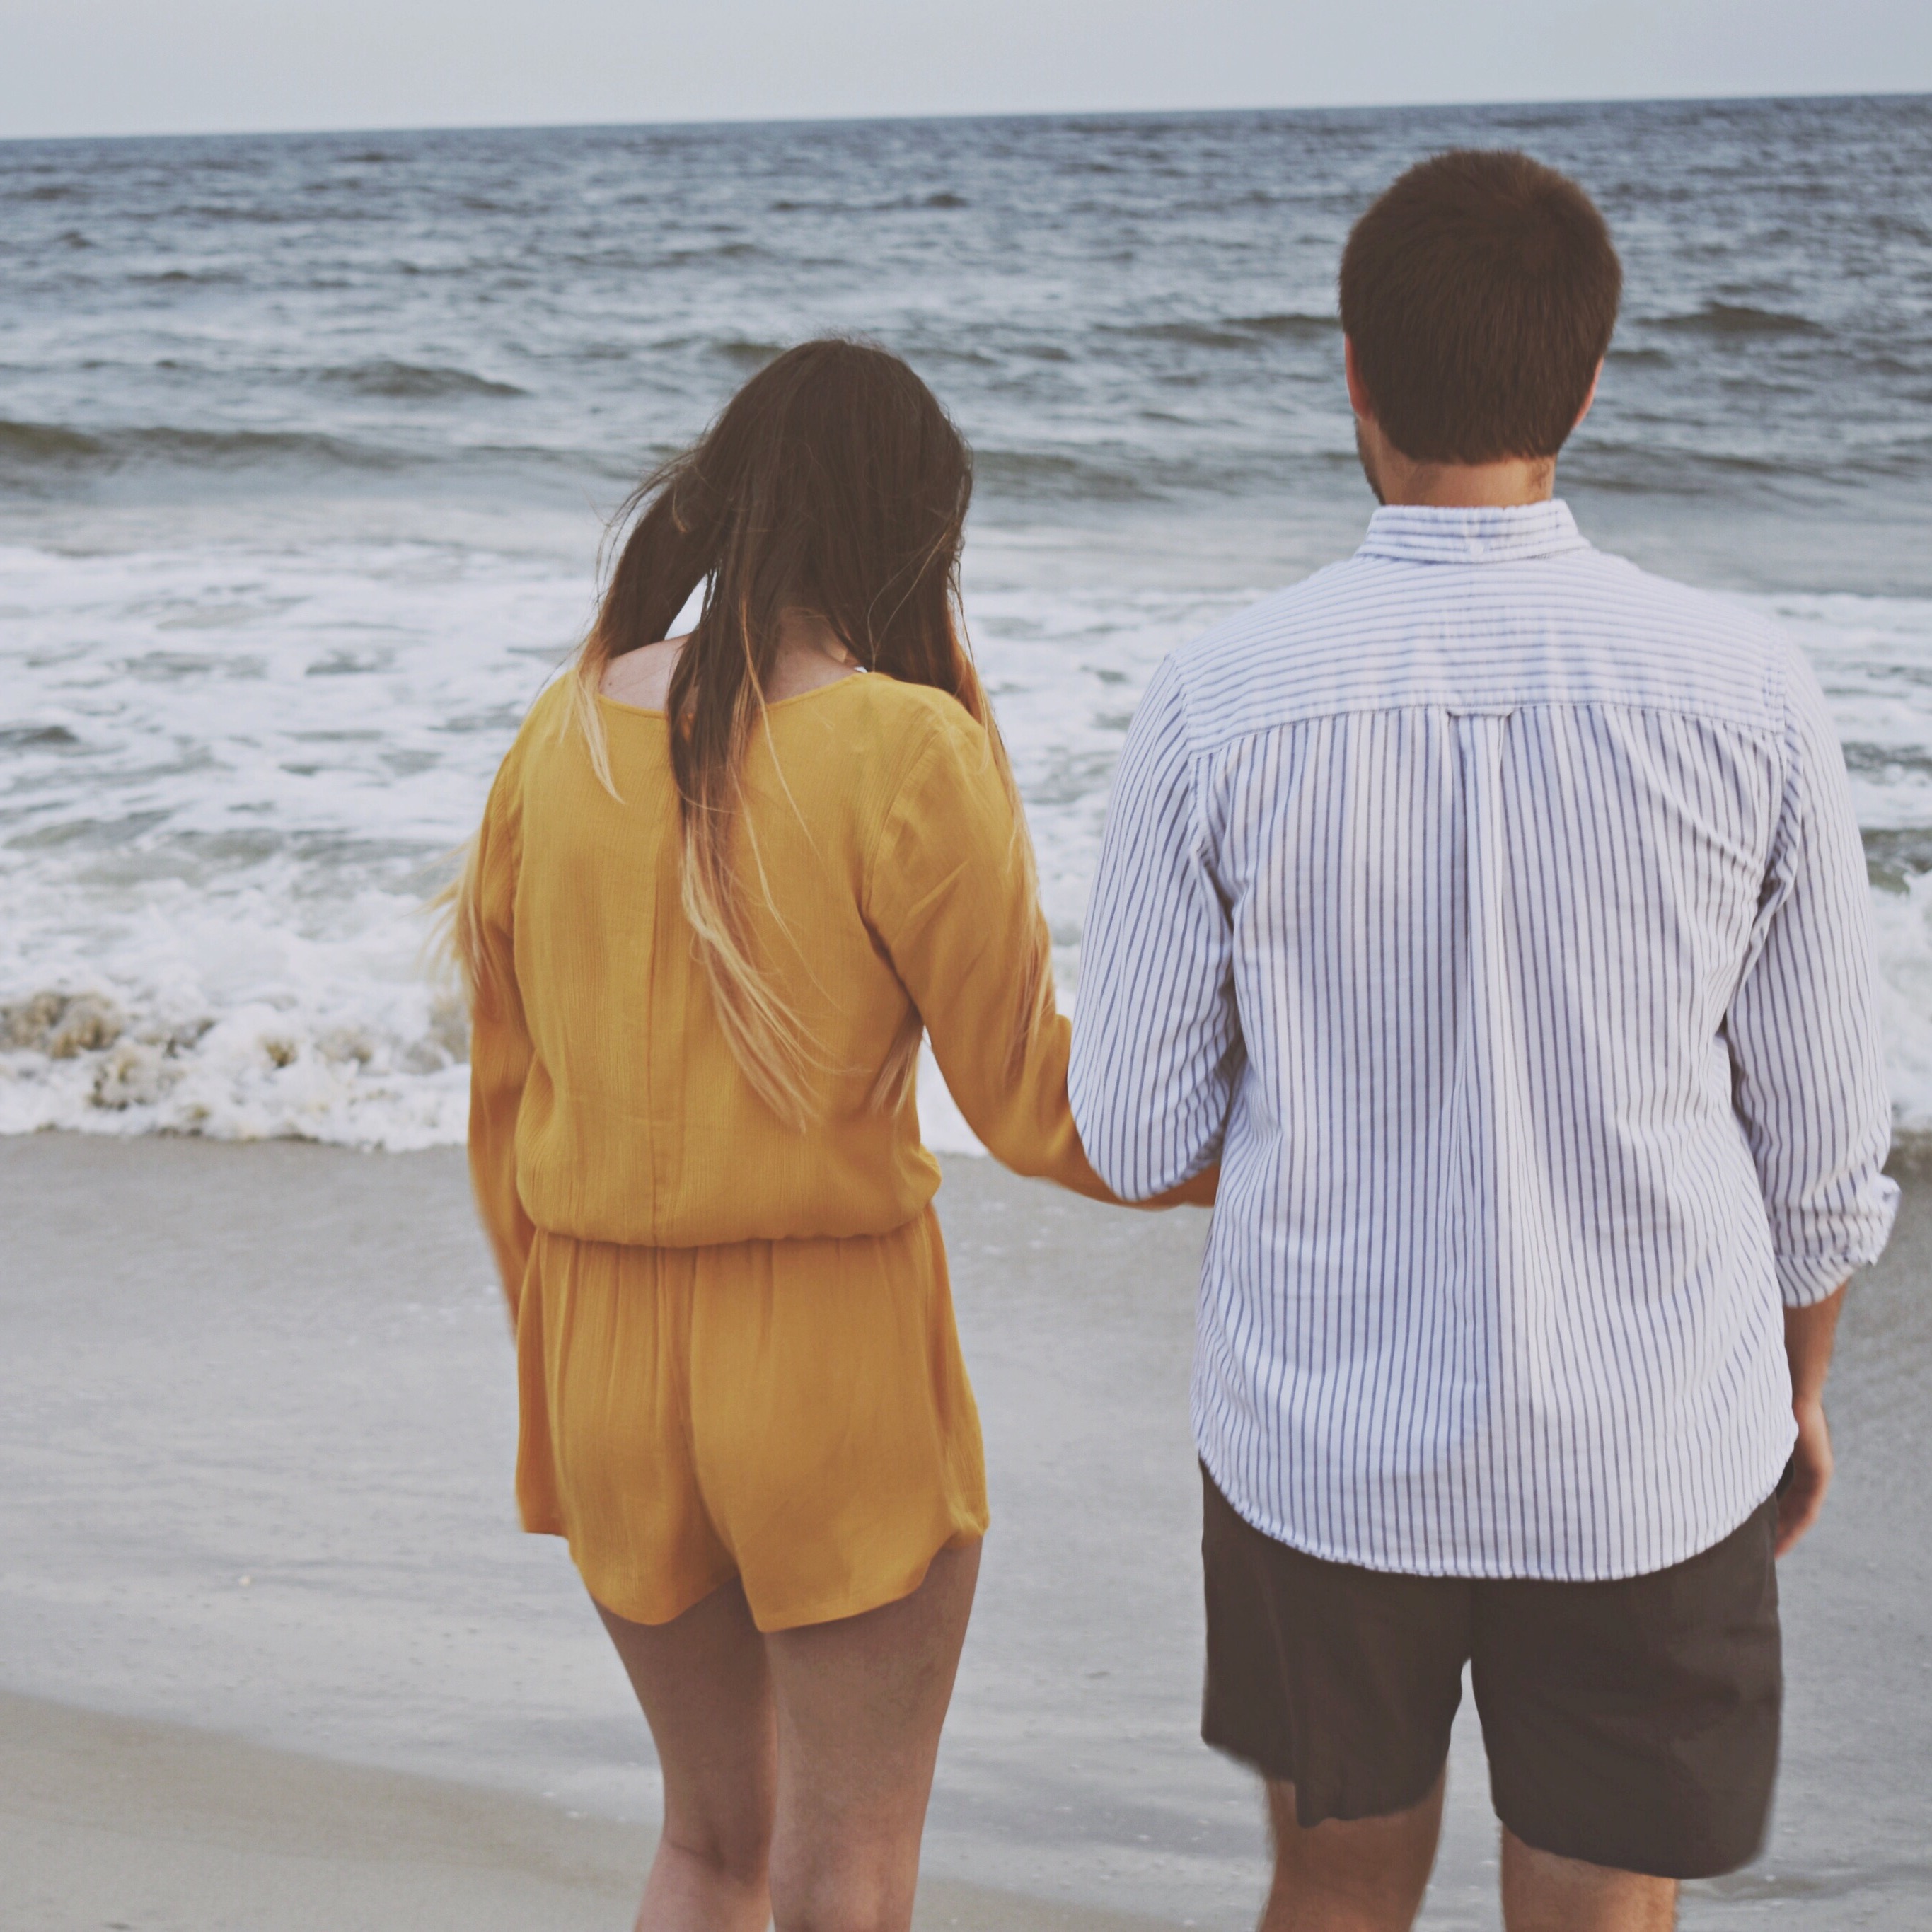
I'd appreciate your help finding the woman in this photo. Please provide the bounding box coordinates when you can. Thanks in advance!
[455,339,1209,1931]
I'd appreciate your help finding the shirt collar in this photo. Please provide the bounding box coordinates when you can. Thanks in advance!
[1355,499,1589,565]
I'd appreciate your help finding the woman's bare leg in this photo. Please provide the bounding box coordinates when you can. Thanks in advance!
[763,1540,982,1932]
[596,1581,777,1932]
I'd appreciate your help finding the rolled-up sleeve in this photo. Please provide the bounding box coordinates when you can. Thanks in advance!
[1727,645,1898,1305]
[1070,656,1239,1199]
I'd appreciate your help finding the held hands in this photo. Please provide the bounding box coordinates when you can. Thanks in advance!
[1774,1397,1834,1558]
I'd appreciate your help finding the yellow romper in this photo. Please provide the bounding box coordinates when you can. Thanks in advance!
[466,672,1196,1632]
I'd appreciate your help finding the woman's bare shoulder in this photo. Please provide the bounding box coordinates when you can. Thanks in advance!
[598,636,688,711]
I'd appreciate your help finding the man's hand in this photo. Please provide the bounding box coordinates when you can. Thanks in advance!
[1776,1396,1834,1556]
[1776,1284,1847,1558]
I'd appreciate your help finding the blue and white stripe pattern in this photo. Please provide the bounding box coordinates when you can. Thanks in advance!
[1069,502,1898,1581]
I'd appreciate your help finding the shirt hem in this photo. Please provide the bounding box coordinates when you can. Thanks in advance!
[1194,1423,1797,1585]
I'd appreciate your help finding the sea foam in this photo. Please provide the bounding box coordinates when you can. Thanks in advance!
[5,534,1932,1150]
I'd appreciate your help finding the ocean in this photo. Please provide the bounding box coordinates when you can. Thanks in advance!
[3,96,1931,1146]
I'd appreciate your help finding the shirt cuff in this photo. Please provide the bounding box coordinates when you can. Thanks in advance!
[1771,1174,1901,1306]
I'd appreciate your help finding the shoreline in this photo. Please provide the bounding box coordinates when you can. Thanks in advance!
[0,1689,1175,1932]
[12,1107,1932,1159]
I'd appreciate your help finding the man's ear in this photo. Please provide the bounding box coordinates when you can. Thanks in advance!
[1343,335,1375,422]
[1573,359,1604,432]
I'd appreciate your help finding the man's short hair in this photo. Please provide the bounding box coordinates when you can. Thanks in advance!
[1340,150,1621,465]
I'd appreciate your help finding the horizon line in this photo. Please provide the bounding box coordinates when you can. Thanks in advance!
[4,86,1927,149]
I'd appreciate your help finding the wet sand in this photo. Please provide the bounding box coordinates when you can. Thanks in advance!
[2,1133,1929,1929]
[0,1689,1170,1932]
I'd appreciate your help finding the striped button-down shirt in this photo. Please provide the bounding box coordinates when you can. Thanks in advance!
[1068,501,1897,1581]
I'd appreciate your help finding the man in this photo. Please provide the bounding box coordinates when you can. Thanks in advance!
[1068,151,1897,1932]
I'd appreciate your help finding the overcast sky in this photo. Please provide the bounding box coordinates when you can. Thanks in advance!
[4,0,1929,140]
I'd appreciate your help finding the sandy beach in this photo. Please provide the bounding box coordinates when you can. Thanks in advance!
[0,1689,1175,1932]
[4,1132,1930,1929]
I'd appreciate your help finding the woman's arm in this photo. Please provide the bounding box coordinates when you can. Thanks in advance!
[464,769,536,1321]
[867,709,1213,1209]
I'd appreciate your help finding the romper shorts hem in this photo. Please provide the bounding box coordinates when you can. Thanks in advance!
[532,1524,983,1634]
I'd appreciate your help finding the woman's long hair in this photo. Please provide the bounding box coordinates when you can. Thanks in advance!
[454,338,1045,1128]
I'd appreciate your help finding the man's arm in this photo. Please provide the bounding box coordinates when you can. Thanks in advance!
[1727,647,1896,1551]
[1778,1283,1846,1556]
[1069,656,1240,1198]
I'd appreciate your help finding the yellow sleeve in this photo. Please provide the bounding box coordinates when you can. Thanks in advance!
[868,712,1215,1210]
[465,757,536,1321]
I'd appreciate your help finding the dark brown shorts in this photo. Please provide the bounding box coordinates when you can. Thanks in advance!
[1201,1464,1782,1880]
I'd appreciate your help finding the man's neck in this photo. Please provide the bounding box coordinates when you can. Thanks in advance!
[1356,422,1556,509]
[1377,458,1556,509]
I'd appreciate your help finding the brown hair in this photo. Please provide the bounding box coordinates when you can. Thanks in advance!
[456,337,1042,1128]
[1339,149,1621,465]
